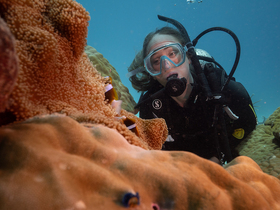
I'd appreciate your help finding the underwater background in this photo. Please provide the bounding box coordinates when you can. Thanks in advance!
[77,0,280,122]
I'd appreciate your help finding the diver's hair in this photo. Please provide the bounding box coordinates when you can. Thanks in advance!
[128,26,189,92]
[142,26,186,58]
[127,49,156,92]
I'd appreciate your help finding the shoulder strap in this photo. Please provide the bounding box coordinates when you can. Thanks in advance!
[203,63,229,94]
[135,82,164,109]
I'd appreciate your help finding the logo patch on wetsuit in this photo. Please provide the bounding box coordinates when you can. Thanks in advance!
[232,128,245,139]
[152,99,162,110]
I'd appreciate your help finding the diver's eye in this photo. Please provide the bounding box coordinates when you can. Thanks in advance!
[169,51,176,58]
[168,47,179,58]
[151,58,160,66]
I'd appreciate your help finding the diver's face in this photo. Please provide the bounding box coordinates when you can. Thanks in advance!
[147,34,191,87]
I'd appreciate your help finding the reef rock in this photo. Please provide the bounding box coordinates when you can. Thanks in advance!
[237,107,280,179]
[85,45,136,113]
[1,115,280,210]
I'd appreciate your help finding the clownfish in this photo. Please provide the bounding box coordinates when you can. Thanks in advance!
[122,116,139,137]
[114,115,139,137]
[104,76,139,136]
[104,76,122,114]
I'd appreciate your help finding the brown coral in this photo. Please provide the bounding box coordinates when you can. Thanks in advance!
[120,109,168,149]
[0,0,167,149]
[0,115,280,210]
[0,17,18,112]
[0,0,97,121]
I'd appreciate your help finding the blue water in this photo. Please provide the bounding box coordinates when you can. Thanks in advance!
[77,0,280,121]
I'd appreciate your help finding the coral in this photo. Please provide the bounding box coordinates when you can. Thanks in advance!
[237,107,280,179]
[1,0,280,208]
[274,131,280,142]
[120,109,167,150]
[0,115,280,209]
[265,106,280,127]
[0,17,18,112]
[0,0,94,121]
[85,45,136,113]
[0,0,168,148]
[68,109,168,150]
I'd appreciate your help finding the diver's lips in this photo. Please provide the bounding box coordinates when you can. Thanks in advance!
[167,73,178,80]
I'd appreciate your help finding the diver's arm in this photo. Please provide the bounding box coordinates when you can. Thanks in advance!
[224,80,257,138]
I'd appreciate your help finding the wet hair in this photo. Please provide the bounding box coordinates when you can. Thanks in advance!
[128,27,190,92]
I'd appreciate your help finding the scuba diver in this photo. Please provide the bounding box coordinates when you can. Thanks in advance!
[127,15,257,164]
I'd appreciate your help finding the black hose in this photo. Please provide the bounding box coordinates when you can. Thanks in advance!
[157,15,236,163]
[157,15,213,100]
[192,27,241,91]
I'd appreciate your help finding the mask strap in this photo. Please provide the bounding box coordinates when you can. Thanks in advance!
[126,67,145,78]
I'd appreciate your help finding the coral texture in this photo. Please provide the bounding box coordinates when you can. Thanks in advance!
[0,115,280,210]
[0,17,18,112]
[0,0,94,120]
[237,107,280,179]
[0,0,167,148]
[85,45,136,113]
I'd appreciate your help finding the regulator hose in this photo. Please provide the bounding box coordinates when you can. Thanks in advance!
[158,15,214,100]
[192,27,241,91]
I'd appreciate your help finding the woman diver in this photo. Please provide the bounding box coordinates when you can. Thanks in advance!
[127,16,256,164]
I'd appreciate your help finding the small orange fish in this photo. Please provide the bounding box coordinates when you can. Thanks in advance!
[114,116,139,136]
[104,76,118,104]
[104,76,122,114]
[122,117,139,137]
[105,76,138,136]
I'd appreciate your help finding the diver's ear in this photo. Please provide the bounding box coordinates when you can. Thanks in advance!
[187,57,191,64]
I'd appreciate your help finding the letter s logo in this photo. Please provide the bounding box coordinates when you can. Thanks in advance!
[152,99,162,110]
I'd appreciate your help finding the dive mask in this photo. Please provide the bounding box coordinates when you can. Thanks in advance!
[144,43,187,76]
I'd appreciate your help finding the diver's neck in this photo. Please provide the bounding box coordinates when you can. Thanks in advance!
[171,76,194,107]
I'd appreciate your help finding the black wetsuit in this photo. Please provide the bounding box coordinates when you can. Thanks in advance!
[138,67,257,161]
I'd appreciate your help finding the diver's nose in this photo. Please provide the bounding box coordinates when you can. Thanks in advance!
[162,59,172,71]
